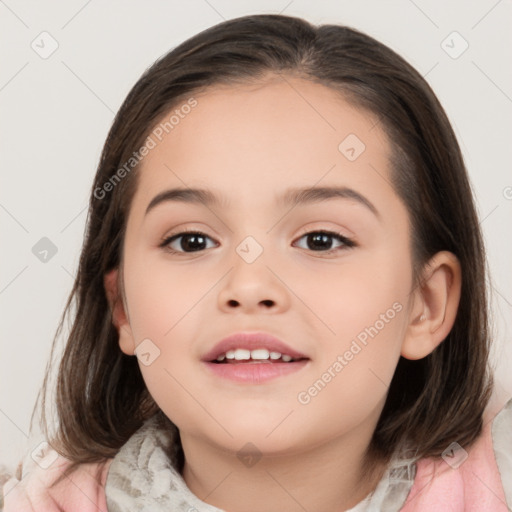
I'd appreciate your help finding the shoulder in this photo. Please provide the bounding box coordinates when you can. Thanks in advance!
[401,396,512,512]
[1,443,113,512]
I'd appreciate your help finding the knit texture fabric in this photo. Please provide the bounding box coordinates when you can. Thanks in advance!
[2,398,511,511]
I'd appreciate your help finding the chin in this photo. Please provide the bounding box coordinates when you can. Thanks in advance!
[215,414,304,450]
[220,433,304,459]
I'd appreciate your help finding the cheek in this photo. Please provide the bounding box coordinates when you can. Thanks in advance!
[296,303,406,428]
[123,254,214,341]
[291,248,410,417]
[122,255,219,428]
[291,245,411,343]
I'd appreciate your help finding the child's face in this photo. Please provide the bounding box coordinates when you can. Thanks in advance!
[118,76,415,455]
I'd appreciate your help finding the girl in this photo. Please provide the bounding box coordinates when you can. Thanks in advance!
[2,13,511,512]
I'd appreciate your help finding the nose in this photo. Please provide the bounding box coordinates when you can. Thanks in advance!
[217,248,290,314]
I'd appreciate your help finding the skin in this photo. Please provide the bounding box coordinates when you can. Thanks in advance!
[104,74,461,512]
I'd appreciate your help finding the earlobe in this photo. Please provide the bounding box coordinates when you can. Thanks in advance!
[401,251,461,360]
[104,268,136,356]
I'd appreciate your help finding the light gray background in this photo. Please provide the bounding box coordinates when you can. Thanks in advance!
[1,0,511,471]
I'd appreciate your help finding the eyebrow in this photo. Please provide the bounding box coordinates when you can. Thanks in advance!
[145,186,380,218]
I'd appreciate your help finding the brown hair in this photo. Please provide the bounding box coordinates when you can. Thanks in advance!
[33,13,493,485]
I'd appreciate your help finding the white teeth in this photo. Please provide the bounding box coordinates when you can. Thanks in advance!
[215,349,297,361]
[234,348,251,360]
[251,349,270,360]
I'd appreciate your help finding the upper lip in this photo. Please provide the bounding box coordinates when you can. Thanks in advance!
[201,332,309,362]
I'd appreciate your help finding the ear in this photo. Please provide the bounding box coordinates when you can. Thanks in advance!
[104,268,136,356]
[401,251,462,360]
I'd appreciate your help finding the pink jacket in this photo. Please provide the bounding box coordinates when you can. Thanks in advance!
[2,399,510,511]
[2,457,112,512]
[400,407,510,511]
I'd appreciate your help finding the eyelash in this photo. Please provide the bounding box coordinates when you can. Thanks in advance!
[159,228,356,256]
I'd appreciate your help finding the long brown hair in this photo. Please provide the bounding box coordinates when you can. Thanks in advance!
[33,13,492,483]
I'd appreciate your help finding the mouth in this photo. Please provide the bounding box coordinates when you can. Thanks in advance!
[201,332,310,383]
[211,348,306,364]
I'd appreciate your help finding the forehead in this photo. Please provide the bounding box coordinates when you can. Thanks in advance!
[131,76,394,212]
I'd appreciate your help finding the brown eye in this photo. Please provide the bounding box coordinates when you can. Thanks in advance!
[161,231,216,253]
[294,231,355,253]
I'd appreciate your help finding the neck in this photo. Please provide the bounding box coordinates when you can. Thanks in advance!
[181,431,387,512]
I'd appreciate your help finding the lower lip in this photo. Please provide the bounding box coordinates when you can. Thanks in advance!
[203,360,310,383]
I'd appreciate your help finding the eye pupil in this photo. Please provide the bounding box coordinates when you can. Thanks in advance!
[181,234,206,251]
[308,233,332,251]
